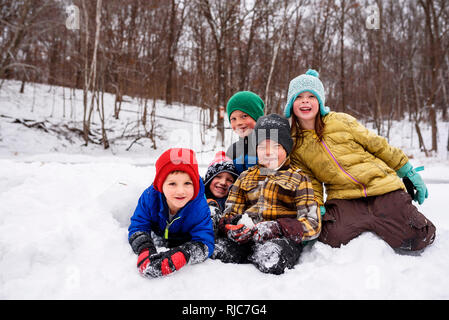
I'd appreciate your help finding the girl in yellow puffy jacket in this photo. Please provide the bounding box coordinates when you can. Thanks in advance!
[283,69,435,252]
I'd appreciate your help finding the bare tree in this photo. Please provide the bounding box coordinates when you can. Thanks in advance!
[3,0,447,157]
[80,0,102,146]
[418,0,446,152]
[165,0,188,105]
[196,0,241,147]
[265,0,303,114]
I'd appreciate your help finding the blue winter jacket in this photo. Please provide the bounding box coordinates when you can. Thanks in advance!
[128,178,214,257]
[226,133,258,174]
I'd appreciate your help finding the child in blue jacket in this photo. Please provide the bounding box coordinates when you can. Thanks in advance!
[128,148,214,278]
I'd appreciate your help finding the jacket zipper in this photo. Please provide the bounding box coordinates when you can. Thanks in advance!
[320,139,367,197]
[164,216,181,239]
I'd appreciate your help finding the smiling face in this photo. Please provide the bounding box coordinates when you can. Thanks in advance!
[209,172,235,198]
[229,110,257,138]
[292,91,320,130]
[257,139,287,169]
[162,171,194,214]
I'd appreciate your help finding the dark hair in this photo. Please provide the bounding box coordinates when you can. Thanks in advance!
[291,112,325,149]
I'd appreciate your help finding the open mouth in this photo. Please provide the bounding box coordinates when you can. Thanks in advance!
[212,185,227,194]
[299,106,312,112]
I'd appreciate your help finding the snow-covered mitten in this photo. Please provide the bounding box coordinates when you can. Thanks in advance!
[211,238,252,264]
[208,199,223,233]
[137,249,153,274]
[218,214,242,235]
[139,242,209,278]
[252,221,282,243]
[139,246,190,278]
[226,224,254,244]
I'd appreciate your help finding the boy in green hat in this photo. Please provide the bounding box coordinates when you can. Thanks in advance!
[225,91,265,174]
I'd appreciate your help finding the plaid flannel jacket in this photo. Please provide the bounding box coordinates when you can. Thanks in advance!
[223,158,321,242]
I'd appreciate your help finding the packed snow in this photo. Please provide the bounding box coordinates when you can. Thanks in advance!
[1,80,449,299]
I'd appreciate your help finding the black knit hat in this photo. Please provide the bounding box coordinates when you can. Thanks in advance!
[254,114,293,155]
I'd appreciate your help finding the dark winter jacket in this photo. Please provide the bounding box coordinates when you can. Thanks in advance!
[226,132,258,174]
[128,178,214,257]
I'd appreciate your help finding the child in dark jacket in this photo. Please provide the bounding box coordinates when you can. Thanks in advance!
[128,148,214,278]
[203,151,239,233]
[225,91,265,174]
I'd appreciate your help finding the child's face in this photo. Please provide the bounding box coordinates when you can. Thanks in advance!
[257,139,287,169]
[209,172,235,198]
[293,91,319,130]
[162,172,194,213]
[230,110,257,138]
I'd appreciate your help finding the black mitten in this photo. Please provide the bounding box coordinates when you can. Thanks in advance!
[249,238,303,275]
[129,231,157,255]
[208,199,223,233]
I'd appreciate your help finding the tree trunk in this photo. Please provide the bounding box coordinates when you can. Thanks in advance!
[165,0,177,105]
[419,0,442,152]
[82,0,102,146]
[339,0,346,112]
[265,2,292,114]
[216,45,225,147]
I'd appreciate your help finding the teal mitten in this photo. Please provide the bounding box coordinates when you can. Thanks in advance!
[320,206,326,216]
[397,162,428,205]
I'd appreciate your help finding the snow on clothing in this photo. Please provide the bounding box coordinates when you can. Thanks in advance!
[128,178,214,261]
[206,199,224,237]
[226,132,258,175]
[289,111,435,250]
[211,158,321,274]
[222,158,321,243]
[212,237,303,275]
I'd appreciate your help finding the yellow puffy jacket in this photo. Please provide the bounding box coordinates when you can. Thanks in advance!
[290,112,408,205]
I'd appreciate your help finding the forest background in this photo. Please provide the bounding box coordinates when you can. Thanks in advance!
[1,0,448,153]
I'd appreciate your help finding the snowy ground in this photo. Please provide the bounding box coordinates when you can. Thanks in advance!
[1,81,449,300]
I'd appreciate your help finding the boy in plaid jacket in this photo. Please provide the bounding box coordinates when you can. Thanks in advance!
[213,114,321,275]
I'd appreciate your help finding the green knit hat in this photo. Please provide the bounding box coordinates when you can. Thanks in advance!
[226,91,265,122]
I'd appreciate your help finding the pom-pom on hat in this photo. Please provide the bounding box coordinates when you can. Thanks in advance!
[154,148,200,200]
[203,151,239,188]
[226,91,265,122]
[254,114,294,156]
[284,69,330,118]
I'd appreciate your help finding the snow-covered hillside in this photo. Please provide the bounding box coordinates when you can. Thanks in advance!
[0,80,449,300]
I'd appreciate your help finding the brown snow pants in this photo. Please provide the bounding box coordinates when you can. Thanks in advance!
[319,190,436,251]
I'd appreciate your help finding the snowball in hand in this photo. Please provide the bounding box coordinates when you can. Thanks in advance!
[238,213,255,228]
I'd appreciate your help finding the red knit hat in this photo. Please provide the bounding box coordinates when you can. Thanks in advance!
[209,151,232,166]
[153,148,200,200]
